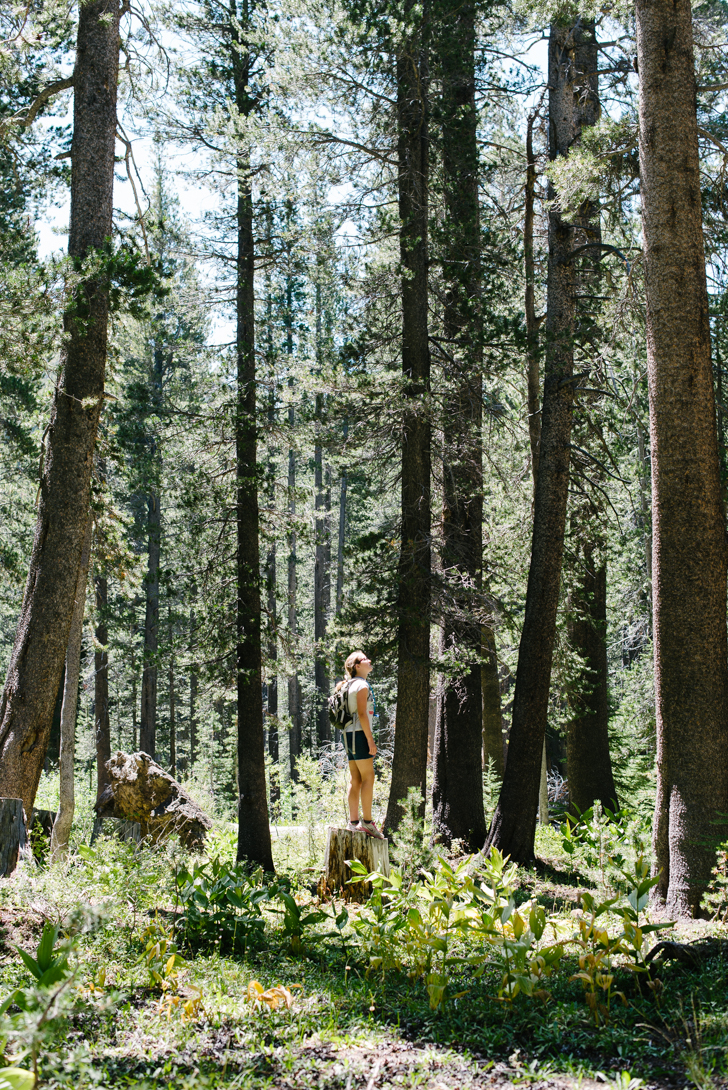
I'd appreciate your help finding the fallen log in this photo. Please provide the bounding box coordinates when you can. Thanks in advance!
[320,826,389,903]
[95,751,212,850]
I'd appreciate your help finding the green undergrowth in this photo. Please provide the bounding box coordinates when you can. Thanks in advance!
[0,820,726,1089]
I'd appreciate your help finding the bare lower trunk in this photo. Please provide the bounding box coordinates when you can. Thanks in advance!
[0,0,120,818]
[94,573,111,800]
[266,539,279,801]
[336,421,348,615]
[539,740,549,824]
[431,0,486,851]
[169,608,176,779]
[566,546,619,815]
[384,0,431,836]
[314,397,330,746]
[50,517,92,861]
[189,605,198,770]
[139,492,160,757]
[485,22,584,862]
[287,438,301,776]
[481,622,504,777]
[232,16,274,872]
[636,0,728,914]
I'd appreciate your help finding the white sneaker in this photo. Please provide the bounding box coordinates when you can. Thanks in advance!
[346,819,360,831]
[358,819,385,840]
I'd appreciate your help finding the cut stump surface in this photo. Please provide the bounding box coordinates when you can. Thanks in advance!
[322,826,389,902]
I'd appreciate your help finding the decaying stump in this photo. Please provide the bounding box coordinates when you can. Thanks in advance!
[95,751,212,850]
[321,826,390,903]
[0,798,27,876]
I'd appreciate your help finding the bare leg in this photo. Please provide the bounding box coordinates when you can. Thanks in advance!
[355,758,375,821]
[348,760,362,821]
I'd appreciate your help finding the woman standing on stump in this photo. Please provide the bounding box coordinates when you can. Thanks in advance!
[338,651,384,839]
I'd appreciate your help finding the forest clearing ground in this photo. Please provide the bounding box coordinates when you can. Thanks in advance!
[0,823,726,1089]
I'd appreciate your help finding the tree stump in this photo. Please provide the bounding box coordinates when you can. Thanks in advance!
[321,826,390,903]
[95,751,212,850]
[0,798,27,877]
[29,809,57,860]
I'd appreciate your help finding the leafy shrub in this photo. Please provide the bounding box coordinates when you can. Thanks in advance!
[174,858,274,954]
[271,891,328,955]
[560,802,650,891]
[701,829,728,922]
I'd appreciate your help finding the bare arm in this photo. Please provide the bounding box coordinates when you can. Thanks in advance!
[356,686,377,756]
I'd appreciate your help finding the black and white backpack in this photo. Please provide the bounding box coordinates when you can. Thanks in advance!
[328,679,354,730]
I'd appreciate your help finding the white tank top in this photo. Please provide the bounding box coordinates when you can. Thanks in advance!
[347,678,372,732]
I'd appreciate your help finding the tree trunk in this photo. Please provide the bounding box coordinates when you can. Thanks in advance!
[231,10,274,872]
[431,0,486,851]
[485,21,584,862]
[0,0,120,818]
[189,604,198,769]
[314,396,331,748]
[636,0,728,915]
[562,23,620,820]
[481,621,504,777]
[287,435,301,776]
[566,546,618,815]
[95,573,111,800]
[539,740,549,824]
[50,516,92,862]
[266,540,279,793]
[139,491,160,757]
[525,108,541,486]
[336,421,348,616]
[0,799,28,877]
[169,608,176,779]
[384,0,431,837]
[266,370,279,800]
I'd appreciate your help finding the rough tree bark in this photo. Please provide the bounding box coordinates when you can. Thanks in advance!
[95,572,111,800]
[566,543,619,814]
[50,517,92,861]
[481,621,504,777]
[168,606,176,779]
[525,107,541,485]
[485,21,585,862]
[231,4,274,871]
[635,0,728,914]
[287,431,301,774]
[336,421,348,615]
[431,0,487,850]
[0,0,120,818]
[384,0,431,836]
[265,344,279,799]
[139,492,160,757]
[266,520,279,797]
[314,392,331,747]
[189,603,198,769]
[563,22,619,818]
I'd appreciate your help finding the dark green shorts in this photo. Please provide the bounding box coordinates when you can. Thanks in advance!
[343,730,372,762]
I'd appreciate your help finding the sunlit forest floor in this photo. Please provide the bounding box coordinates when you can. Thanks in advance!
[1,799,727,1090]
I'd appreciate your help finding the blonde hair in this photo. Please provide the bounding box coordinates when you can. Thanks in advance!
[335,650,367,691]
